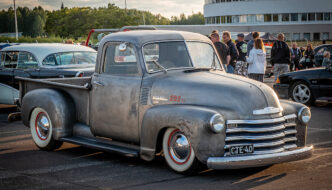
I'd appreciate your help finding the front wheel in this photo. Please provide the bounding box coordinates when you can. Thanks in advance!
[162,128,201,175]
[30,107,63,151]
[290,81,315,105]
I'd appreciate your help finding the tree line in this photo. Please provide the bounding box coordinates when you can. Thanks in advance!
[0,4,204,38]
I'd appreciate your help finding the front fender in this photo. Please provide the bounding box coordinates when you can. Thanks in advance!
[140,105,226,163]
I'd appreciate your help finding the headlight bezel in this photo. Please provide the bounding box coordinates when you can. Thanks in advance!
[209,114,226,133]
[298,107,311,124]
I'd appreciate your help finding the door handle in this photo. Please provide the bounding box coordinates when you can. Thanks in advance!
[93,81,104,87]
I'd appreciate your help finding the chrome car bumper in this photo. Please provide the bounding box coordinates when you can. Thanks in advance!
[207,145,313,169]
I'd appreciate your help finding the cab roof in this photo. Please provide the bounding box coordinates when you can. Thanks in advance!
[100,30,211,47]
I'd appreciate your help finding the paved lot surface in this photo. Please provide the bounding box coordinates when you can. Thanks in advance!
[0,84,332,189]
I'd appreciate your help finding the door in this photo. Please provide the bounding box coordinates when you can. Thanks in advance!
[0,51,17,88]
[319,67,332,98]
[13,52,40,88]
[90,42,142,143]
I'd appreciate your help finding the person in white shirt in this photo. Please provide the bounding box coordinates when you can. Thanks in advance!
[246,38,266,82]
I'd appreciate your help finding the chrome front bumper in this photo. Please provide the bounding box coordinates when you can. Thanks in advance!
[207,145,313,169]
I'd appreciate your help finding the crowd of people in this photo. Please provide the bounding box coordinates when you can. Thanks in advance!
[209,30,331,83]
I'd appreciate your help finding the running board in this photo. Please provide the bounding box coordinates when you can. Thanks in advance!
[60,136,139,157]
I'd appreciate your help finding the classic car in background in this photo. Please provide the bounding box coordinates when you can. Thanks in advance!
[299,44,332,67]
[0,43,96,105]
[18,30,312,174]
[273,64,332,105]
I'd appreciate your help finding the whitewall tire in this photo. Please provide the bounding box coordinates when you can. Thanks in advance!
[30,107,62,150]
[162,128,200,174]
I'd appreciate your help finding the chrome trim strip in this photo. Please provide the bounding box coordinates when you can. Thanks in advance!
[207,146,313,169]
[225,132,285,142]
[284,144,297,150]
[226,124,285,133]
[285,123,296,127]
[284,129,297,135]
[253,107,281,115]
[226,114,297,125]
[284,137,297,142]
[284,114,297,120]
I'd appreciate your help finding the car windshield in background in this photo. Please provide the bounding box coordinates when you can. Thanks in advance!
[42,51,97,66]
[143,41,221,73]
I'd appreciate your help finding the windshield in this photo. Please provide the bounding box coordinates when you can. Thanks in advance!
[42,51,97,66]
[143,41,222,73]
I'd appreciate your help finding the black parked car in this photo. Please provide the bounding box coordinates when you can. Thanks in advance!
[299,44,332,67]
[0,43,96,105]
[273,64,332,105]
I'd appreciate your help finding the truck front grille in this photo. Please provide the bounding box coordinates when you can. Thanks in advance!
[224,114,297,156]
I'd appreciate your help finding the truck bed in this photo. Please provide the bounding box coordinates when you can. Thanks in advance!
[17,76,92,125]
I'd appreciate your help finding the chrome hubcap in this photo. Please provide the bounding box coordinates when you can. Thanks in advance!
[293,84,310,103]
[35,113,50,140]
[168,131,191,164]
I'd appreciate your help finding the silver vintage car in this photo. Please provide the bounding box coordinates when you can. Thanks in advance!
[18,30,313,174]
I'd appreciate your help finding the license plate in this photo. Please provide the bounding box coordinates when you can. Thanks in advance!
[230,145,254,156]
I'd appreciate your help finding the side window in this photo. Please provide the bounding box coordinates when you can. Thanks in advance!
[17,52,38,69]
[0,52,4,67]
[102,42,139,75]
[3,51,19,68]
[316,47,327,56]
[43,54,58,66]
[59,52,75,65]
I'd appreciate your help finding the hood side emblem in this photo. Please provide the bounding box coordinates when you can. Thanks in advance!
[253,107,281,115]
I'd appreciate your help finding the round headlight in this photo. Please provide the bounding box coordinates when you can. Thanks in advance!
[298,107,311,124]
[209,114,225,133]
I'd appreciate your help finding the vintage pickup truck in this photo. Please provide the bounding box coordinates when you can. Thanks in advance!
[18,30,313,174]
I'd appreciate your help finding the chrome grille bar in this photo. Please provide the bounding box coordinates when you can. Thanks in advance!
[225,131,285,142]
[226,124,285,133]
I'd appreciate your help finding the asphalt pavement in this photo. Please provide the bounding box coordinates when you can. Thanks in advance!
[0,81,332,189]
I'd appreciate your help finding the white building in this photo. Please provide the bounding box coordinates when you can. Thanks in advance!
[203,0,332,41]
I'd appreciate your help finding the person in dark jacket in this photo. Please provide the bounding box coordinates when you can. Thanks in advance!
[303,44,315,69]
[271,33,291,81]
[247,31,260,56]
[290,42,302,71]
[222,31,239,73]
[210,32,230,71]
[235,33,248,76]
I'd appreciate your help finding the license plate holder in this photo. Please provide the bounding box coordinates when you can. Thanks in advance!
[230,144,254,156]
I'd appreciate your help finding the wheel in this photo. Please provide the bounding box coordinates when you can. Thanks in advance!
[30,107,63,151]
[162,128,201,175]
[290,81,315,105]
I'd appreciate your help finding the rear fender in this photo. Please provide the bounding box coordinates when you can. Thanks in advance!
[21,89,76,140]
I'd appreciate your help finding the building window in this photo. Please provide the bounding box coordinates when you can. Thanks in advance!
[273,14,279,22]
[313,33,320,41]
[324,13,330,21]
[282,14,289,22]
[248,15,255,23]
[292,33,300,41]
[308,13,315,21]
[239,15,247,23]
[291,13,298,21]
[264,14,272,22]
[211,17,216,24]
[226,16,232,23]
[216,16,220,24]
[221,16,226,24]
[323,33,329,40]
[316,13,323,21]
[303,33,310,40]
[256,14,264,22]
[232,15,239,23]
[301,13,308,21]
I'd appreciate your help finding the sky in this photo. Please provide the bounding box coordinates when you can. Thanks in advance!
[0,0,204,18]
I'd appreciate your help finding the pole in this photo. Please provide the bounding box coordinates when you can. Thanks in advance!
[13,0,18,40]
[125,0,127,13]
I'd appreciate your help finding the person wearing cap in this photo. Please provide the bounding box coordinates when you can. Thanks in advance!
[210,32,230,70]
[235,33,248,77]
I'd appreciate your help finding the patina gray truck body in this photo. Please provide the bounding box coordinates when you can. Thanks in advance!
[18,30,313,173]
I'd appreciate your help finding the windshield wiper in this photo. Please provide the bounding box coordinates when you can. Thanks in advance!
[152,60,168,73]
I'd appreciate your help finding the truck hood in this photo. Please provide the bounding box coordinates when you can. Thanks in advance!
[150,70,282,120]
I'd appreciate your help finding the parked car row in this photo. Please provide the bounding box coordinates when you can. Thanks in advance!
[0,43,96,105]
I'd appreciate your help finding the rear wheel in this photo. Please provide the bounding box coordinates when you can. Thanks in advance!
[30,107,63,151]
[290,81,315,105]
[162,128,201,175]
